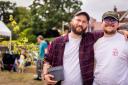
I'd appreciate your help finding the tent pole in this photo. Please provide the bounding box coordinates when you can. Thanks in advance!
[9,33,12,54]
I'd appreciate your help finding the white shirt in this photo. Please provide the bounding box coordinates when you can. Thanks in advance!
[93,32,128,85]
[61,35,83,85]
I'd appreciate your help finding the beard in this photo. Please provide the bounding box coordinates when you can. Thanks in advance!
[104,25,117,35]
[104,29,116,35]
[70,25,86,35]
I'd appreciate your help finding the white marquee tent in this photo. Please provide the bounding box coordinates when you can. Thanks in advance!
[0,21,12,53]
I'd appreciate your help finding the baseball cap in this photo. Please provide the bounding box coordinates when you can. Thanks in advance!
[74,11,90,21]
[102,11,119,21]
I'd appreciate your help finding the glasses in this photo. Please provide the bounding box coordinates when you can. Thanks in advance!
[103,17,118,24]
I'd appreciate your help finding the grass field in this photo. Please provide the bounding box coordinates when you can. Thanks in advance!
[0,71,45,85]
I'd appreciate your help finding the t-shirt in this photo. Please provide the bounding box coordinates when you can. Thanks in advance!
[61,35,83,85]
[93,32,128,85]
[39,41,48,60]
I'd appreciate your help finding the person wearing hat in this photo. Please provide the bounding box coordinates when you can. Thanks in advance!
[42,11,105,85]
[93,11,128,85]
[43,10,128,85]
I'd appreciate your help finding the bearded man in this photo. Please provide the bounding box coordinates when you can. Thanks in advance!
[93,11,128,85]
[43,11,103,85]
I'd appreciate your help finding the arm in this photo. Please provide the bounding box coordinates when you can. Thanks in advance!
[44,48,48,54]
[118,30,128,40]
[42,61,57,85]
[44,41,48,54]
[45,39,55,65]
[42,40,58,84]
[92,30,128,42]
[92,30,104,42]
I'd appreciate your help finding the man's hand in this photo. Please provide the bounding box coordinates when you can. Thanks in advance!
[118,30,128,40]
[44,74,58,85]
[42,62,57,84]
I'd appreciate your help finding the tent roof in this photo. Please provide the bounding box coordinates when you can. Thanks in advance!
[0,21,11,37]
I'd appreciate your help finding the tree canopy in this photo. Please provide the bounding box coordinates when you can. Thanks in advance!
[0,1,16,23]
[0,0,83,42]
[30,0,82,36]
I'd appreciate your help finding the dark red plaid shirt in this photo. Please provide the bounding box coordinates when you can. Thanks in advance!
[46,31,103,85]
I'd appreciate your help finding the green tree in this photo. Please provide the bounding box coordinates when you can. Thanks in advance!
[19,28,36,43]
[7,7,33,40]
[30,0,82,36]
[13,7,32,32]
[0,1,16,23]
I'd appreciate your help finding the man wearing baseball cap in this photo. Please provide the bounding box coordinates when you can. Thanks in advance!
[43,10,104,85]
[93,11,128,85]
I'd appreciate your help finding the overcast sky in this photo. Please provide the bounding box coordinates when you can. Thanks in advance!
[1,0,128,21]
[81,0,128,21]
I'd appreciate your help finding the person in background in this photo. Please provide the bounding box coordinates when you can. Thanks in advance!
[12,57,19,72]
[18,49,26,73]
[93,11,128,85]
[34,35,48,80]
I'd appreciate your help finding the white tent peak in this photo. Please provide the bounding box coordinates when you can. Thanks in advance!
[0,21,11,37]
[0,20,12,53]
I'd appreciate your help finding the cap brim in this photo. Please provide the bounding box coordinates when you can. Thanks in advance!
[103,16,119,21]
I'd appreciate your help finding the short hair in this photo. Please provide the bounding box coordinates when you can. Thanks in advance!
[37,35,43,40]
